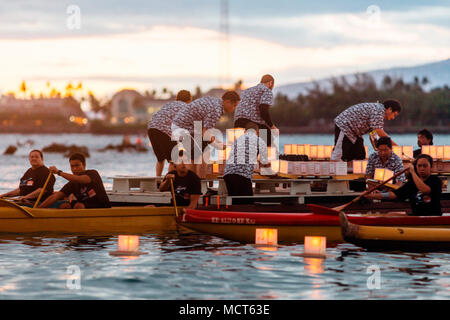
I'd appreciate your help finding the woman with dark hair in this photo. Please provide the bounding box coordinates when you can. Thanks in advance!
[413,129,434,158]
[0,149,55,203]
[365,154,442,216]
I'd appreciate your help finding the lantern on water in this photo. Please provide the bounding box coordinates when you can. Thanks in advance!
[304,236,326,257]
[374,168,394,182]
[255,228,278,246]
[118,235,139,252]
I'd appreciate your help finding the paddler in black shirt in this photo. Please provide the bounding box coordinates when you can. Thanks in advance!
[0,149,55,203]
[39,153,111,209]
[365,154,442,216]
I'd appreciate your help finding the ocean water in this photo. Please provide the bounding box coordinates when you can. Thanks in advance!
[0,133,449,300]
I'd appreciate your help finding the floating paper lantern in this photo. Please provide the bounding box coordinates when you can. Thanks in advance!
[255,228,278,246]
[374,168,394,182]
[109,235,146,257]
[304,236,326,258]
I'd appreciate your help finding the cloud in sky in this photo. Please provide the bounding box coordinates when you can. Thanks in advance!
[0,0,448,97]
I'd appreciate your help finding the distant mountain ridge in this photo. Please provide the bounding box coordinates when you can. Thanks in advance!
[274,59,450,99]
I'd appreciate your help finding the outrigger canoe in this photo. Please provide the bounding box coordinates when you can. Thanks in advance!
[178,208,450,243]
[0,200,181,234]
[339,212,450,251]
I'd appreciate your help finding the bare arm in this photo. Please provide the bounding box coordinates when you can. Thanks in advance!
[49,166,91,184]
[374,128,398,146]
[0,188,20,198]
[159,174,175,192]
[405,164,431,194]
[365,190,398,200]
[19,188,42,200]
[188,194,200,209]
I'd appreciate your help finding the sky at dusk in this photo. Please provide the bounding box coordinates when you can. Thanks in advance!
[0,0,449,99]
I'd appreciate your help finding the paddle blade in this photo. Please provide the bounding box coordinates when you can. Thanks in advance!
[306,204,340,215]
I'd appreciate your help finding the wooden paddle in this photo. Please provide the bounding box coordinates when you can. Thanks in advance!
[33,172,53,208]
[169,178,179,217]
[307,167,409,215]
[0,199,35,218]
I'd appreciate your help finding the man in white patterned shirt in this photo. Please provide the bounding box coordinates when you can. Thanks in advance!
[224,122,270,203]
[234,74,276,146]
[366,137,406,185]
[148,90,192,176]
[172,91,240,177]
[331,99,402,162]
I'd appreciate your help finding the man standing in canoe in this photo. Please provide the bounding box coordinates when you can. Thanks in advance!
[171,91,240,178]
[365,154,442,216]
[331,99,402,161]
[0,149,55,204]
[147,90,192,176]
[39,153,111,209]
[223,122,271,204]
[234,74,277,146]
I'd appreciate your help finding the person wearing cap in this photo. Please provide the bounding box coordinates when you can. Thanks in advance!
[331,99,402,162]
[234,74,277,146]
[148,90,192,176]
[413,129,433,158]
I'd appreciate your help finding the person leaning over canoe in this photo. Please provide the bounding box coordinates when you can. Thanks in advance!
[331,99,402,161]
[0,149,55,203]
[147,90,192,177]
[159,151,201,212]
[365,154,442,216]
[413,128,433,158]
[365,137,406,186]
[39,153,111,209]
[223,122,271,204]
[171,91,240,178]
[233,74,277,146]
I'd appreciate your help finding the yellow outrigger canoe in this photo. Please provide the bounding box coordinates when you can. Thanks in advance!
[0,200,181,234]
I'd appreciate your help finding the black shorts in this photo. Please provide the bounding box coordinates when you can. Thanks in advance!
[148,128,178,162]
[234,118,272,147]
[224,174,254,204]
[334,125,366,161]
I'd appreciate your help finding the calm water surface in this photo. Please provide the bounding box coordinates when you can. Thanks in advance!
[0,133,448,300]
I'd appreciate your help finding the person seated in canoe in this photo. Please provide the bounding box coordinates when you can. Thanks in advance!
[365,137,406,186]
[331,99,401,161]
[0,149,55,204]
[223,122,271,204]
[159,151,202,212]
[39,153,111,209]
[364,154,442,216]
[413,129,433,158]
